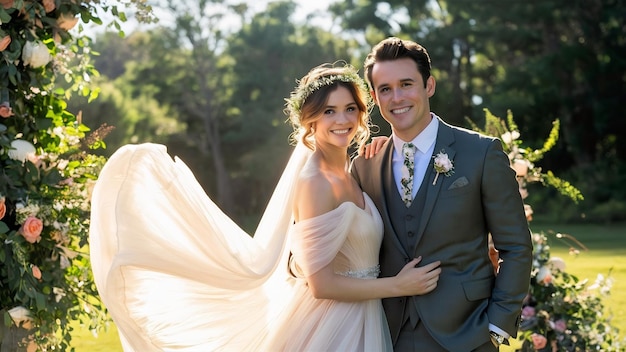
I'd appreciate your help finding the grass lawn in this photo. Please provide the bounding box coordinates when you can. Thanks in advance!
[70,221,626,351]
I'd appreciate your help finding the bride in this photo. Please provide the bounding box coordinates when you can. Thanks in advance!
[89,63,440,351]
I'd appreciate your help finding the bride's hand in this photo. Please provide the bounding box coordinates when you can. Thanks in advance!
[395,257,441,296]
[358,136,389,159]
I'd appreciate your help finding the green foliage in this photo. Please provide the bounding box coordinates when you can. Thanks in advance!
[467,109,583,203]
[0,0,154,350]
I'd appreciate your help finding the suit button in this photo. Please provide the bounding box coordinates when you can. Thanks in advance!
[405,214,413,221]
[407,231,414,237]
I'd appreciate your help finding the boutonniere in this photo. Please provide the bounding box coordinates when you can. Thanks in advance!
[432,150,454,185]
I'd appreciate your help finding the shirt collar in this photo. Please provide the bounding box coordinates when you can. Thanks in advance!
[392,113,439,156]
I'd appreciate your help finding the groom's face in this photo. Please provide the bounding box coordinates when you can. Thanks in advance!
[370,58,435,142]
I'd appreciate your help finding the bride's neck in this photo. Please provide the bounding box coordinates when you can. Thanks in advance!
[312,147,349,174]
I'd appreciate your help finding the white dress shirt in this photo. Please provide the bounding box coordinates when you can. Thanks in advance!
[392,114,439,199]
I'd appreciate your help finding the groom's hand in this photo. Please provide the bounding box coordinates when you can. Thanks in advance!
[358,136,389,159]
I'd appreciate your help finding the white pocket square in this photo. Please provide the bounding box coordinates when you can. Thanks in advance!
[448,176,469,190]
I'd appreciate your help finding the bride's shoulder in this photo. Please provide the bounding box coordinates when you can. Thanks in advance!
[293,168,336,222]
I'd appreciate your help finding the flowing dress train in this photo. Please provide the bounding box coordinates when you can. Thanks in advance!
[89,143,392,351]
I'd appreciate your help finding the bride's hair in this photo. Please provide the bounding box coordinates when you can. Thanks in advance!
[285,62,373,151]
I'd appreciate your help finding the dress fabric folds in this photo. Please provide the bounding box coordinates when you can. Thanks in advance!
[89,143,392,351]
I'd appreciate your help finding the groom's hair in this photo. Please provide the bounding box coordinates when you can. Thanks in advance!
[363,37,432,90]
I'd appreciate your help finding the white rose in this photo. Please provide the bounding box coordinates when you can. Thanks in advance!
[536,266,553,285]
[548,257,566,272]
[501,131,520,144]
[22,41,52,68]
[8,139,36,162]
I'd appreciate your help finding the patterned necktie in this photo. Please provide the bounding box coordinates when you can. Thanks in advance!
[400,143,416,207]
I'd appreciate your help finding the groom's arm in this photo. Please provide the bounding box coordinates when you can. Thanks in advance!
[482,139,533,337]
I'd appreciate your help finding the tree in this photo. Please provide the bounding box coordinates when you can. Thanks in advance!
[331,0,626,222]
[222,0,363,218]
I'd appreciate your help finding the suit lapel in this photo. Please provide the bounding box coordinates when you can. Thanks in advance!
[414,120,457,246]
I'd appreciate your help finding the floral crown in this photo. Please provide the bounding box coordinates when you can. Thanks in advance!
[285,64,371,122]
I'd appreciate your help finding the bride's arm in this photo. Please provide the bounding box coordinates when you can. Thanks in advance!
[307,258,440,301]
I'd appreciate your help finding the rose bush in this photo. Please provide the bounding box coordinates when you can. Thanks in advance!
[0,0,154,350]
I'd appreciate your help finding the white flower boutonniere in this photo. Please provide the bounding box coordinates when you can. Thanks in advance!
[432,150,454,185]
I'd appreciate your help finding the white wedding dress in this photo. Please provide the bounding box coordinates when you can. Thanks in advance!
[89,143,392,351]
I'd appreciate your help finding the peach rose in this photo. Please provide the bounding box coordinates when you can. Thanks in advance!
[0,35,10,51]
[42,0,55,13]
[0,0,14,10]
[20,216,43,243]
[0,197,5,220]
[0,102,13,118]
[32,265,42,280]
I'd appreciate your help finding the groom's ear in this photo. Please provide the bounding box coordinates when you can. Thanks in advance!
[370,90,379,105]
[426,76,436,97]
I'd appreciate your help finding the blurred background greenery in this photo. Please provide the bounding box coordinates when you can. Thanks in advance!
[71,0,626,228]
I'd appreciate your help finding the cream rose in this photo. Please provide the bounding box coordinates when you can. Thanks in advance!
[8,306,33,328]
[20,216,43,243]
[536,266,553,285]
[512,158,529,177]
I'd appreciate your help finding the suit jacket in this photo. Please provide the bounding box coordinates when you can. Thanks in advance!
[351,118,533,351]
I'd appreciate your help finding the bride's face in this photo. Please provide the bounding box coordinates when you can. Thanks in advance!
[312,86,360,150]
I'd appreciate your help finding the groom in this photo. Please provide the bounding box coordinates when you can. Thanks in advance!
[351,37,533,351]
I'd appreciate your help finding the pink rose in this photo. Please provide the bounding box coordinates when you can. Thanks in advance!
[522,305,536,318]
[0,197,6,220]
[531,333,548,350]
[32,265,42,280]
[20,216,43,243]
[554,319,567,332]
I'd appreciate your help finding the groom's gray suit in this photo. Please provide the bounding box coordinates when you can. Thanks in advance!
[351,117,533,351]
